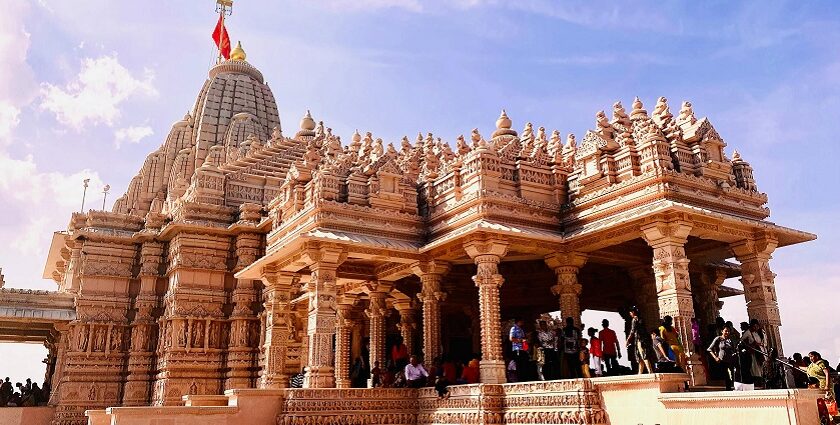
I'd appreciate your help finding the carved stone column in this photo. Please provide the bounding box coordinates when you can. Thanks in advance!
[366,288,389,384]
[123,240,162,406]
[628,265,660,330]
[259,271,299,389]
[302,245,346,388]
[334,300,356,389]
[226,279,259,390]
[152,233,230,406]
[227,228,263,389]
[641,220,706,386]
[464,237,509,384]
[411,261,450,363]
[731,235,784,355]
[47,323,69,407]
[545,252,587,326]
[693,268,727,332]
[393,300,417,356]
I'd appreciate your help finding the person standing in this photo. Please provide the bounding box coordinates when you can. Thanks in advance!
[801,351,834,399]
[598,319,621,375]
[626,307,653,374]
[587,328,603,377]
[737,322,755,385]
[560,317,582,379]
[708,326,738,390]
[537,320,559,380]
[509,318,529,382]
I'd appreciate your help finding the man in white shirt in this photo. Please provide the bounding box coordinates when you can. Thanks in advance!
[405,355,429,388]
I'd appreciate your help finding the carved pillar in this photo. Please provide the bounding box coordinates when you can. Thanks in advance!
[49,229,135,423]
[545,252,587,326]
[641,220,706,386]
[694,268,727,331]
[152,233,229,406]
[259,271,298,389]
[47,323,69,407]
[411,261,450,363]
[393,300,417,356]
[464,237,509,384]
[227,229,263,389]
[628,265,660,330]
[123,240,162,406]
[731,235,783,355]
[302,245,346,388]
[226,279,259,390]
[334,300,356,389]
[366,288,389,384]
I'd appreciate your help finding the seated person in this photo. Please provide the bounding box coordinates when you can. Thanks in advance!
[404,355,429,388]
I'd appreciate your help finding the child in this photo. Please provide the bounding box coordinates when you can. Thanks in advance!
[580,338,592,378]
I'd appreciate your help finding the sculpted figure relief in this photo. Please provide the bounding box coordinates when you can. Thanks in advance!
[93,326,106,352]
[77,325,89,351]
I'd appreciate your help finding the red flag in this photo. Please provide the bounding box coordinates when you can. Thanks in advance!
[212,15,231,60]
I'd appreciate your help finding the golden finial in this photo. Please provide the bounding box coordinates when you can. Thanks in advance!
[300,110,315,131]
[496,109,512,130]
[230,41,246,61]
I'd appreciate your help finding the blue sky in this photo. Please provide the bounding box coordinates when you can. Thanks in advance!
[1,0,838,383]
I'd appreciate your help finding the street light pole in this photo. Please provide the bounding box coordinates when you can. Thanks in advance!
[80,179,90,212]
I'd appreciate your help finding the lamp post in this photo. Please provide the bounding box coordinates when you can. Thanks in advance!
[102,185,110,210]
[80,179,90,212]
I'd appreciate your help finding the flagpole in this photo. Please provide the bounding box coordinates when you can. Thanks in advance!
[215,0,233,64]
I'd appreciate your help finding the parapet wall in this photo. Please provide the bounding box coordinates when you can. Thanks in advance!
[80,375,822,425]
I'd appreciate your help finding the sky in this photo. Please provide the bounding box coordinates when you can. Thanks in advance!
[0,0,839,384]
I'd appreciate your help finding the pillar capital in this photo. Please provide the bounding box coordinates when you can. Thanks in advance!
[463,235,509,260]
[410,259,451,278]
[640,220,693,247]
[260,267,300,290]
[730,235,778,260]
[301,243,348,270]
[365,290,390,319]
[544,252,588,271]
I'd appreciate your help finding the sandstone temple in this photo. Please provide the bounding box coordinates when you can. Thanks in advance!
[0,44,821,425]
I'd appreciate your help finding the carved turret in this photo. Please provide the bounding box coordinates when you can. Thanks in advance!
[731,150,758,191]
[491,109,517,139]
[296,110,316,138]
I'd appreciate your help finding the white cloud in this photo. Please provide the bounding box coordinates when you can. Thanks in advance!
[0,151,104,273]
[114,125,153,149]
[39,55,157,130]
[0,102,20,144]
[0,1,37,108]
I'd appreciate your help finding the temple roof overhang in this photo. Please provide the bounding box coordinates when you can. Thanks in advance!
[236,228,423,279]
[564,199,815,253]
[43,231,68,281]
[0,288,75,343]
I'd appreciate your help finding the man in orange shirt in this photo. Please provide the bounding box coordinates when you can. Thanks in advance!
[598,319,621,375]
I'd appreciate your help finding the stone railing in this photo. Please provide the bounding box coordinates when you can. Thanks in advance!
[81,376,823,425]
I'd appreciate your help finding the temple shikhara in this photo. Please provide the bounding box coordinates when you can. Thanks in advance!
[0,40,822,425]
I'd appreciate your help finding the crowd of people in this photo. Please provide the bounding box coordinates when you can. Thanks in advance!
[350,335,483,398]
[0,377,49,407]
[504,309,837,400]
[285,309,837,404]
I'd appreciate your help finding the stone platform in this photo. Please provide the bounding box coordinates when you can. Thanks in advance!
[76,374,822,425]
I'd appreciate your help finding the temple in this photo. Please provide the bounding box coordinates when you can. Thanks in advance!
[0,45,821,425]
